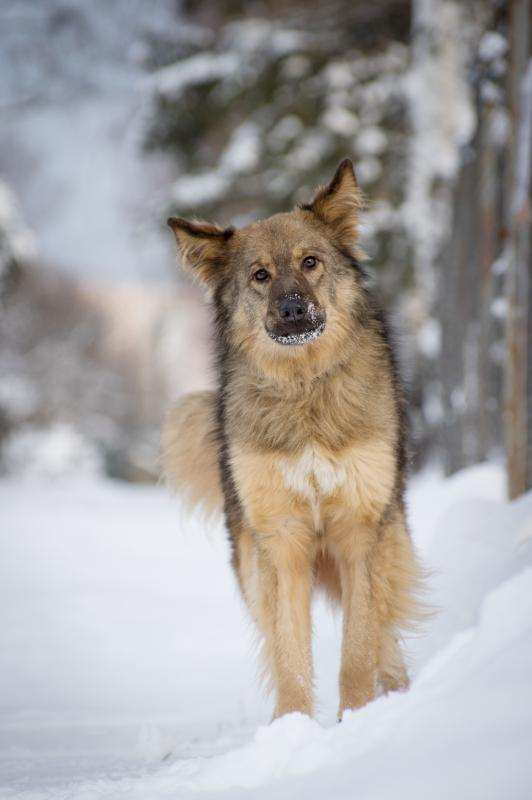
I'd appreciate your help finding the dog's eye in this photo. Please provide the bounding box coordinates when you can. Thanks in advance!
[302,256,318,270]
[253,268,270,282]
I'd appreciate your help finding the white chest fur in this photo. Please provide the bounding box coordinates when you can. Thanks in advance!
[277,445,348,530]
[278,445,347,497]
[231,439,395,537]
[275,438,396,534]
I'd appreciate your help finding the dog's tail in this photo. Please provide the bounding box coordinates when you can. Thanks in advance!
[161,391,224,517]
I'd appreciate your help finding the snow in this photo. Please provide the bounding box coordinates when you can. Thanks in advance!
[321,107,359,137]
[0,180,36,281]
[0,0,178,282]
[0,375,39,421]
[268,116,304,149]
[286,131,332,171]
[489,107,510,147]
[151,53,240,100]
[280,55,311,81]
[491,296,507,321]
[417,317,442,358]
[172,123,260,209]
[1,463,532,799]
[356,127,388,156]
[222,20,303,57]
[481,79,503,104]
[1,424,104,480]
[355,157,382,186]
[404,0,477,314]
[324,62,354,91]
[220,123,261,175]
[152,19,303,102]
[172,172,230,210]
[478,32,508,63]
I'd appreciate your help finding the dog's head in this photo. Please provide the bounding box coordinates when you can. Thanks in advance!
[168,159,365,368]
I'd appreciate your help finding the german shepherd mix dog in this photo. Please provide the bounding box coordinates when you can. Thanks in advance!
[163,159,425,721]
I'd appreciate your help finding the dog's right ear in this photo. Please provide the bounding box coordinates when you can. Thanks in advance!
[301,159,363,256]
[167,217,234,286]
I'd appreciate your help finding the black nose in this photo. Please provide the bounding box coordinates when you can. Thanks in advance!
[279,297,306,322]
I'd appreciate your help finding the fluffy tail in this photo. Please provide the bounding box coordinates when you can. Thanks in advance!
[161,391,224,517]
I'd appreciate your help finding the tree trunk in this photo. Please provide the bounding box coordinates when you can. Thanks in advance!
[505,0,531,499]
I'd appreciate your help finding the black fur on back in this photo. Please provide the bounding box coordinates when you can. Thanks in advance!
[212,278,245,569]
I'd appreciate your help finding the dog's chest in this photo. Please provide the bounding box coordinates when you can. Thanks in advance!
[276,445,347,531]
[278,445,346,500]
[274,439,395,533]
[230,438,395,536]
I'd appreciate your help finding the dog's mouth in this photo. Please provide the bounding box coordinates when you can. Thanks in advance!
[266,320,326,346]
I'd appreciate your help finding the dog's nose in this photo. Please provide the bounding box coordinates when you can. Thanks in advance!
[279,297,306,322]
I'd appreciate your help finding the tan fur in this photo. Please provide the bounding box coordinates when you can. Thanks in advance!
[163,159,427,721]
[167,217,233,286]
[161,392,223,516]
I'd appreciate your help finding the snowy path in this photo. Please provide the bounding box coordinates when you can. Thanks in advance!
[1,465,532,799]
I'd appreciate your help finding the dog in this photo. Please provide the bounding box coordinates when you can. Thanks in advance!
[162,158,425,720]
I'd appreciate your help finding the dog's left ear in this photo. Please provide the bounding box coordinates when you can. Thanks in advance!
[167,217,234,286]
[301,159,363,254]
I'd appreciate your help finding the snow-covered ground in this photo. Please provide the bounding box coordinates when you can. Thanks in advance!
[1,464,532,799]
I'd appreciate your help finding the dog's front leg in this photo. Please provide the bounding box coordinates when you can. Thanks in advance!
[256,532,315,719]
[336,551,380,719]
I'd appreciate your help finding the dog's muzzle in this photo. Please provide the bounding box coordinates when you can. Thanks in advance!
[266,295,326,346]
[267,321,326,346]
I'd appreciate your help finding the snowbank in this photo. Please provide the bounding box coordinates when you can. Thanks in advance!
[1,424,104,480]
[1,463,531,799]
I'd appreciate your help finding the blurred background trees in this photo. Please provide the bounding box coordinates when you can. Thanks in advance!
[0,0,530,496]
